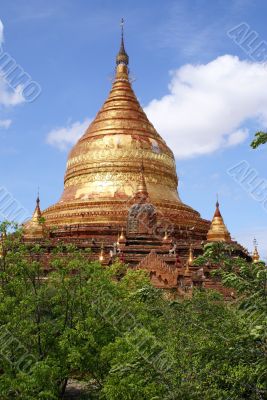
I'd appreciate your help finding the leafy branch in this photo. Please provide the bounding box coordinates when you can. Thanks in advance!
[250,131,267,149]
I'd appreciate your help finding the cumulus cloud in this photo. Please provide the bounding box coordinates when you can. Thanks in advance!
[0,119,11,129]
[46,118,91,150]
[0,81,25,107]
[144,55,267,158]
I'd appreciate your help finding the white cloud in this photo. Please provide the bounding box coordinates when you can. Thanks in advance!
[225,129,248,147]
[46,118,91,151]
[144,55,267,158]
[0,19,24,127]
[0,119,11,129]
[0,81,25,107]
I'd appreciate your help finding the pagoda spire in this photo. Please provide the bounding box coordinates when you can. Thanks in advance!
[115,18,129,81]
[32,191,42,222]
[207,197,231,242]
[116,18,129,66]
[214,194,222,218]
[252,238,260,262]
[135,162,149,202]
[23,193,45,239]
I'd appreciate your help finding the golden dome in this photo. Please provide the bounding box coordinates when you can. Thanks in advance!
[207,201,231,242]
[62,61,179,204]
[43,30,209,236]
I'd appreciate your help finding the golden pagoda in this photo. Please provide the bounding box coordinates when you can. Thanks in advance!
[24,195,45,239]
[22,22,251,297]
[252,239,260,262]
[207,200,231,242]
[42,23,210,241]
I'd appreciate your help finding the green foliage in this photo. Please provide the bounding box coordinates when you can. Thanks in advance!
[251,131,267,149]
[0,225,266,399]
[194,242,267,396]
[101,289,265,400]
[197,242,267,341]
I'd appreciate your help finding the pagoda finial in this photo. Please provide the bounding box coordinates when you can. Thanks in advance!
[135,161,149,202]
[32,191,42,222]
[23,193,45,239]
[214,194,222,218]
[116,18,129,66]
[37,186,40,206]
[252,238,260,263]
[121,18,124,38]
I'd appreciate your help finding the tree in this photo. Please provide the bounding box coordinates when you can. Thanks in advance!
[194,242,267,396]
[251,131,267,149]
[0,225,265,399]
[0,223,154,398]
[102,288,265,400]
[195,242,267,340]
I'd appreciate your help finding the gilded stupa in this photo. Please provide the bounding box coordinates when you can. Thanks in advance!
[252,239,260,262]
[207,200,231,242]
[23,21,251,296]
[23,195,45,239]
[42,23,210,240]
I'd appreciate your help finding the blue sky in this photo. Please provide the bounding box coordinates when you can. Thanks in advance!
[0,0,267,257]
